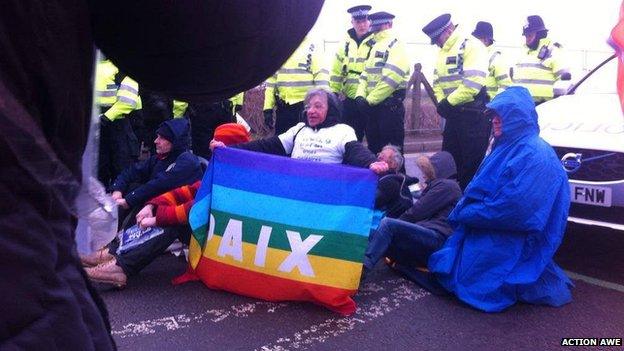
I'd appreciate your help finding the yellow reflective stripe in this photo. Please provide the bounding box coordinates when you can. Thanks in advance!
[462,78,483,90]
[366,67,382,74]
[462,70,486,77]
[514,78,554,85]
[517,63,550,71]
[443,87,456,95]
[119,84,138,95]
[277,81,316,87]
[381,76,400,89]
[437,75,462,82]
[383,63,407,77]
[98,91,116,97]
[117,96,137,106]
[278,68,310,74]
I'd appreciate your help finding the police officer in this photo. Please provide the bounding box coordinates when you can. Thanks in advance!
[422,14,490,190]
[355,11,410,154]
[329,5,376,141]
[514,15,571,104]
[95,58,141,188]
[472,21,513,100]
[263,38,330,135]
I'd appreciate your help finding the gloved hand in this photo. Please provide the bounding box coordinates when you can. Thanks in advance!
[263,110,274,129]
[355,96,369,113]
[436,99,455,119]
[99,114,113,128]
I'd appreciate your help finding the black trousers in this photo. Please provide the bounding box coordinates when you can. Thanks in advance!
[275,101,304,135]
[98,118,139,189]
[188,101,234,159]
[365,97,405,154]
[441,109,491,190]
[343,97,366,141]
[109,225,192,276]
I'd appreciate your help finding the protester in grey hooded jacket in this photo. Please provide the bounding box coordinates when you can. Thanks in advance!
[363,151,462,273]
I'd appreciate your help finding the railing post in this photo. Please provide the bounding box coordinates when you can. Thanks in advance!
[412,63,422,130]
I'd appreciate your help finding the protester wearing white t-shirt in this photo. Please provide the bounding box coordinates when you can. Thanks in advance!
[210,88,388,174]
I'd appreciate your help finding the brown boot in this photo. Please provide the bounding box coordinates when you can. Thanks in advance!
[86,258,127,288]
[80,247,114,267]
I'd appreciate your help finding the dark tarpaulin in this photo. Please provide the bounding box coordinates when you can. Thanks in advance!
[90,0,325,102]
[0,0,323,349]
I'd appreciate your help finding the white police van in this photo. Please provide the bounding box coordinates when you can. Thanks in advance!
[538,55,624,231]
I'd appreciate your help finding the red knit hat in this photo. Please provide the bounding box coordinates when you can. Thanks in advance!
[214,123,251,146]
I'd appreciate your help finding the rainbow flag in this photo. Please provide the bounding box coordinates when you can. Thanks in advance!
[187,147,377,315]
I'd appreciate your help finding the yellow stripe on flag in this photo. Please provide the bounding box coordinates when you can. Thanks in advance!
[202,235,362,290]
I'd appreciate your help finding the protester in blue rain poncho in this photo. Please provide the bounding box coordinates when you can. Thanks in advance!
[429,86,573,312]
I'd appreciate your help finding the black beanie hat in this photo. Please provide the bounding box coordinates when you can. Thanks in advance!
[156,123,175,143]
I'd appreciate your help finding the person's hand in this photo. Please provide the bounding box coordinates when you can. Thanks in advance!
[115,198,129,209]
[369,161,389,175]
[138,216,157,230]
[136,204,154,223]
[355,96,369,113]
[111,191,123,200]
[210,139,226,151]
[263,110,274,129]
[436,99,455,119]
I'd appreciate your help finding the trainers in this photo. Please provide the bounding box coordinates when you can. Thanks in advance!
[80,247,114,267]
[86,258,127,288]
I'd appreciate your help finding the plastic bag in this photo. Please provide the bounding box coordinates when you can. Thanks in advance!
[116,224,164,255]
[75,177,118,254]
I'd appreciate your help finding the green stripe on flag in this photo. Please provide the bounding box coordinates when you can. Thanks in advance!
[201,210,368,263]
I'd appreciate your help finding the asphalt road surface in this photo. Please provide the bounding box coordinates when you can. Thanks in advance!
[100,220,624,351]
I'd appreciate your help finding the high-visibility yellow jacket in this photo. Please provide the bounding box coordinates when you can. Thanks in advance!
[230,92,244,113]
[485,47,513,100]
[432,30,489,106]
[95,60,119,108]
[330,29,376,98]
[355,29,410,106]
[102,76,142,121]
[514,38,570,103]
[263,39,329,110]
[173,100,188,118]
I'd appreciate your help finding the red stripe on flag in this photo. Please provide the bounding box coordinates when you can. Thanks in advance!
[195,256,358,315]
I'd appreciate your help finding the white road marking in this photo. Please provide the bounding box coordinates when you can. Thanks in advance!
[565,270,624,294]
[256,279,431,351]
[112,301,288,339]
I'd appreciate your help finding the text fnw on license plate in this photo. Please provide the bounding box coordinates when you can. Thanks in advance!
[570,184,612,207]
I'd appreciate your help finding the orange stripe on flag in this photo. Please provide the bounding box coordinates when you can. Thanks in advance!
[195,256,357,315]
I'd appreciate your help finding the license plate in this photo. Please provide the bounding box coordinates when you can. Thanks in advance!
[570,184,612,207]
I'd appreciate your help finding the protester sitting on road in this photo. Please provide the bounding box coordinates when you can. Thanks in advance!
[84,124,251,287]
[374,144,418,218]
[363,151,461,281]
[428,86,573,312]
[108,118,202,227]
[210,88,389,174]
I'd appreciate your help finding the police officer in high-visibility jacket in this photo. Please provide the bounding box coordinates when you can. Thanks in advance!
[329,5,376,141]
[95,59,141,188]
[514,15,571,104]
[355,11,410,154]
[423,14,490,190]
[472,21,513,100]
[263,38,329,135]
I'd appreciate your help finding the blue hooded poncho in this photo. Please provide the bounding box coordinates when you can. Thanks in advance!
[428,87,573,312]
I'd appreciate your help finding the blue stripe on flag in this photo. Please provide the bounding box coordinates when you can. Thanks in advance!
[213,162,375,208]
[211,185,373,237]
[216,147,378,184]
